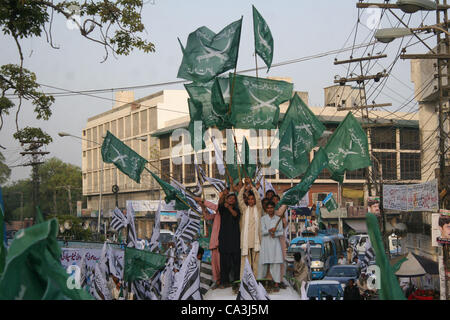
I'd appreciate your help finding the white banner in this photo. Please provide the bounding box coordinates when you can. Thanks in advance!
[60,247,124,270]
[126,200,175,212]
[383,180,439,212]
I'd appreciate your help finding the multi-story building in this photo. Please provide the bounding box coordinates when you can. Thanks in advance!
[82,84,423,239]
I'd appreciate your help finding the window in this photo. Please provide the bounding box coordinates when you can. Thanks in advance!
[173,160,183,184]
[346,168,366,180]
[118,118,124,138]
[133,113,139,136]
[400,153,421,180]
[371,128,396,149]
[171,132,182,148]
[160,159,171,183]
[160,134,170,150]
[373,152,397,180]
[125,116,131,138]
[184,155,195,184]
[400,128,420,150]
[140,110,147,133]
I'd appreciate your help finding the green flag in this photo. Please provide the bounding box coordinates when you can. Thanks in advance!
[366,213,406,300]
[148,169,190,210]
[324,112,371,183]
[185,81,229,129]
[225,131,241,184]
[187,98,206,151]
[36,206,45,224]
[322,193,338,212]
[210,77,232,129]
[0,218,93,300]
[276,120,309,179]
[230,74,293,129]
[252,5,274,71]
[177,18,243,83]
[276,148,328,209]
[123,247,167,283]
[101,131,147,183]
[0,187,6,275]
[280,93,326,163]
[241,136,256,179]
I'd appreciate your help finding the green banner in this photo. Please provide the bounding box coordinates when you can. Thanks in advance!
[280,93,325,163]
[187,98,206,151]
[241,136,257,179]
[123,247,167,283]
[101,131,147,183]
[276,120,309,179]
[148,169,190,210]
[276,148,328,209]
[0,219,92,300]
[177,18,243,83]
[230,74,293,129]
[366,213,406,300]
[252,5,274,71]
[324,112,371,183]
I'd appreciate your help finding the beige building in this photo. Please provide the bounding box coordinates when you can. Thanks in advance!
[81,83,426,239]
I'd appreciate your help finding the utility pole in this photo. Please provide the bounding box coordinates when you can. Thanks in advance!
[20,140,49,220]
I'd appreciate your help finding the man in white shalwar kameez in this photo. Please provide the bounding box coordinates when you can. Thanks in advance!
[258,201,284,291]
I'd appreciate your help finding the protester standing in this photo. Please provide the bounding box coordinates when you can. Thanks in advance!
[343,279,361,300]
[258,201,284,292]
[218,192,241,288]
[238,178,263,279]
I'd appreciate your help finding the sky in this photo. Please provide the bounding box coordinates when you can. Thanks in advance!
[0,0,436,183]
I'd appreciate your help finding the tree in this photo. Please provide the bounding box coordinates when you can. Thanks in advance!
[0,151,11,185]
[0,0,155,140]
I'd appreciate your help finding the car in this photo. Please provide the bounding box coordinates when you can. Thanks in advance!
[323,264,360,286]
[305,280,344,300]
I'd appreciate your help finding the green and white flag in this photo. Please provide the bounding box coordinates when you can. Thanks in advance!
[230,74,293,129]
[324,112,371,183]
[241,136,257,179]
[187,98,206,151]
[252,5,274,71]
[101,131,147,183]
[123,247,167,283]
[177,18,243,83]
[322,192,338,213]
[276,148,328,209]
[225,130,241,184]
[185,81,229,129]
[210,77,232,129]
[0,219,93,300]
[276,120,309,179]
[366,213,406,300]
[280,93,326,163]
[148,170,191,211]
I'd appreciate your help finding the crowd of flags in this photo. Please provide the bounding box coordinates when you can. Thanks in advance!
[0,5,408,301]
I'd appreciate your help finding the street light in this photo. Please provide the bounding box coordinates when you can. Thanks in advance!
[396,0,437,13]
[58,131,104,234]
[375,28,413,43]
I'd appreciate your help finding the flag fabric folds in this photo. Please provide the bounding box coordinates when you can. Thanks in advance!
[110,207,128,232]
[236,258,270,300]
[0,219,92,300]
[322,192,338,213]
[324,112,371,183]
[125,204,138,248]
[276,148,329,209]
[230,74,293,129]
[168,241,202,300]
[252,5,274,71]
[276,120,309,179]
[241,136,257,178]
[187,98,207,151]
[280,93,325,162]
[123,247,167,283]
[101,131,147,183]
[365,213,406,300]
[177,18,243,83]
[149,200,162,252]
[148,169,191,211]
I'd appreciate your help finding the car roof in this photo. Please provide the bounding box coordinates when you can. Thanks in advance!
[308,280,341,285]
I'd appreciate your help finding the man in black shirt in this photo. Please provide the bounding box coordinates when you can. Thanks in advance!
[218,191,241,288]
[344,279,361,300]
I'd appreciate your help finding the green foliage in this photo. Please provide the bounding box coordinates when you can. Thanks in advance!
[13,126,53,144]
[0,151,11,185]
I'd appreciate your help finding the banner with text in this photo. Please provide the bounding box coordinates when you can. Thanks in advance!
[383,180,439,212]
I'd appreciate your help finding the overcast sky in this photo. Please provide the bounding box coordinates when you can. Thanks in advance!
[0,0,435,183]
